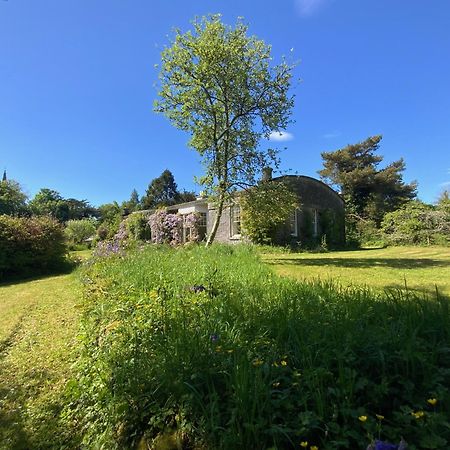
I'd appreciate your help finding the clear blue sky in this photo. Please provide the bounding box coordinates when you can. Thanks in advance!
[1,0,449,206]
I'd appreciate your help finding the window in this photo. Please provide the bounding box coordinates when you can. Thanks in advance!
[198,212,207,227]
[290,208,298,236]
[230,205,241,237]
[312,209,319,237]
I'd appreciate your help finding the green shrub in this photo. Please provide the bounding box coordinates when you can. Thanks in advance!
[0,215,67,279]
[67,245,450,449]
[382,201,450,246]
[65,218,97,246]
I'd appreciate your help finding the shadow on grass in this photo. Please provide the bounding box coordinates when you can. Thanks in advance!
[266,257,449,270]
[0,259,80,288]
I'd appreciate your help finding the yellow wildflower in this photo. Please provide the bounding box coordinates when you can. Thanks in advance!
[376,414,384,420]
[253,358,264,367]
[272,362,279,367]
[412,411,425,419]
[310,446,319,450]
[300,442,308,448]
[215,346,222,353]
[358,415,368,422]
[227,349,234,354]
[427,398,438,406]
[280,360,288,366]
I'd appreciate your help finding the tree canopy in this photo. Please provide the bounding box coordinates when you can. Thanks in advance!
[29,188,98,222]
[141,170,196,209]
[319,135,417,225]
[155,15,295,245]
[0,179,28,216]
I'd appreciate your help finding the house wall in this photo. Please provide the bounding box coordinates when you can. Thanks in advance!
[278,176,345,246]
[207,204,242,244]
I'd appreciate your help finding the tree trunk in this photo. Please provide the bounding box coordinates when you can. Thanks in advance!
[205,194,225,247]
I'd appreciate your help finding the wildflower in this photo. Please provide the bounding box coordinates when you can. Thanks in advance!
[358,415,368,422]
[272,382,280,388]
[280,360,288,366]
[375,414,384,420]
[300,442,308,448]
[427,398,438,406]
[227,349,234,354]
[272,362,279,367]
[253,358,264,367]
[210,334,219,343]
[412,410,425,419]
[373,440,402,450]
[310,446,319,450]
[215,346,222,353]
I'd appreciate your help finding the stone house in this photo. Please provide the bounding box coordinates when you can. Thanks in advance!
[162,170,345,247]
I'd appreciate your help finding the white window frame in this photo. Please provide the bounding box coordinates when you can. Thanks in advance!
[312,208,319,237]
[290,208,299,237]
[230,205,241,238]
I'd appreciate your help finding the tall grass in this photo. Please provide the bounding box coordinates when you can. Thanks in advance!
[68,245,450,449]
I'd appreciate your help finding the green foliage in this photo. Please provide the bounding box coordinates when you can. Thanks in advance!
[0,179,28,216]
[240,181,298,244]
[67,245,450,449]
[124,212,151,241]
[155,15,295,244]
[29,188,97,222]
[382,201,450,246]
[319,136,417,234]
[141,170,195,209]
[65,219,97,246]
[96,202,123,241]
[0,215,67,279]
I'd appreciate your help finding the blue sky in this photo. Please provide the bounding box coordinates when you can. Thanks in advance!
[1,0,449,206]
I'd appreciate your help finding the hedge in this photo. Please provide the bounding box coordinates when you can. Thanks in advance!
[0,215,67,279]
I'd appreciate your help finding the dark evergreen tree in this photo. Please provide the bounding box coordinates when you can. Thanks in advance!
[141,170,194,209]
[319,135,417,226]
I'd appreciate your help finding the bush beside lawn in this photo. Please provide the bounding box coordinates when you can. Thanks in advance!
[0,215,67,280]
[67,245,450,449]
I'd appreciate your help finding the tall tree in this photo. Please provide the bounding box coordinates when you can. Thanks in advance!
[29,188,69,221]
[155,15,294,245]
[0,179,28,216]
[319,135,417,225]
[122,189,141,213]
[141,170,194,209]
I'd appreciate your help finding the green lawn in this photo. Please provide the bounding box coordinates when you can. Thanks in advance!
[263,246,450,297]
[0,271,82,449]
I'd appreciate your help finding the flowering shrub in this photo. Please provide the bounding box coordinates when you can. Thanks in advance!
[148,210,182,245]
[93,221,128,257]
[183,212,203,243]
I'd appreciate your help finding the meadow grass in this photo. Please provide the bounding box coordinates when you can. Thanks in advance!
[69,244,450,449]
[262,246,450,298]
[0,271,81,449]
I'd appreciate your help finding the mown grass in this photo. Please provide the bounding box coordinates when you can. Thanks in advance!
[68,245,450,449]
[0,272,81,449]
[263,246,450,298]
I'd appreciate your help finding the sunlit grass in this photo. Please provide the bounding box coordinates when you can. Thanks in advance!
[0,263,83,449]
[69,244,450,449]
[262,246,450,297]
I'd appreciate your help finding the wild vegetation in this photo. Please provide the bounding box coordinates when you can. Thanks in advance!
[65,245,449,449]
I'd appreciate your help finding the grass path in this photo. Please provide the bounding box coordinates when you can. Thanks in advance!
[0,272,81,449]
[263,246,450,297]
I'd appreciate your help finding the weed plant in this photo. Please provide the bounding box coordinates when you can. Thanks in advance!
[67,245,450,449]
